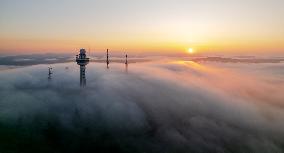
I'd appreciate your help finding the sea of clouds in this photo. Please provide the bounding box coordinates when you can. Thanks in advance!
[0,61,283,153]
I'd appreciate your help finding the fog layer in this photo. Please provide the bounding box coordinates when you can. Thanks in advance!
[0,61,283,153]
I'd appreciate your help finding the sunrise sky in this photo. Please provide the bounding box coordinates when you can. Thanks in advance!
[1,0,284,55]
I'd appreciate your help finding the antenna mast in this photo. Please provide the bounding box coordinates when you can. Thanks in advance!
[106,49,110,68]
[125,54,128,65]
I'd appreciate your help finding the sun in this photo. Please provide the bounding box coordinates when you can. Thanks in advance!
[188,48,194,54]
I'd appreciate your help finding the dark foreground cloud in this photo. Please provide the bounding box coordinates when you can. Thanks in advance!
[0,61,283,153]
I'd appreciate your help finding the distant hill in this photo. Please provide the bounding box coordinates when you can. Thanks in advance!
[0,54,73,66]
[192,56,284,63]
